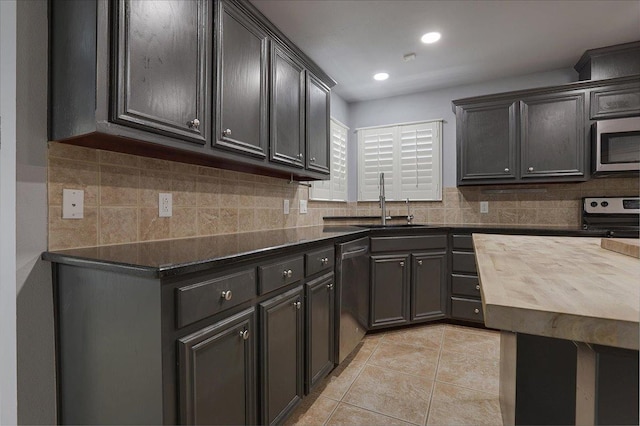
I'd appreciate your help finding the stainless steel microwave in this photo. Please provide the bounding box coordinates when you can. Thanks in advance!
[593,116,640,174]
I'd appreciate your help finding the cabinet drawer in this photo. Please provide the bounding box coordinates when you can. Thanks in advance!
[259,256,304,295]
[452,234,474,250]
[452,252,477,274]
[451,297,484,323]
[371,235,446,253]
[176,269,257,328]
[590,84,640,119]
[305,247,334,277]
[451,274,481,298]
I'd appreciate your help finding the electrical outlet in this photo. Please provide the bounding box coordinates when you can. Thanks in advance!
[62,189,84,219]
[480,201,489,214]
[299,199,308,214]
[159,193,172,217]
[284,199,290,215]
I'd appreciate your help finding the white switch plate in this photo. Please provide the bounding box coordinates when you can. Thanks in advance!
[480,201,489,214]
[284,199,290,215]
[62,189,84,219]
[299,199,308,214]
[159,193,172,217]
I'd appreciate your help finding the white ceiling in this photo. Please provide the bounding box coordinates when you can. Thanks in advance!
[250,0,640,103]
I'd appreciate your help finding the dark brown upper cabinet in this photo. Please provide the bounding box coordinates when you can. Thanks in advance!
[270,43,306,169]
[49,0,334,181]
[520,91,585,179]
[214,0,268,158]
[112,0,210,145]
[306,73,331,174]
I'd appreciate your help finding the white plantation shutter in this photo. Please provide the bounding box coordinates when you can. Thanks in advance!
[399,121,441,200]
[358,126,396,201]
[357,120,442,201]
[309,119,348,201]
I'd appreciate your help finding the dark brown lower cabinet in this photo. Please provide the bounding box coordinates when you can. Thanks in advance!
[178,308,256,425]
[411,252,447,321]
[260,286,304,425]
[305,273,335,393]
[370,254,410,328]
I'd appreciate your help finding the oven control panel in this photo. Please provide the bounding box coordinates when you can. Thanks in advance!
[583,197,640,214]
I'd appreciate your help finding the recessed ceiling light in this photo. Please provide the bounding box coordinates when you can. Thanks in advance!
[421,32,441,44]
[373,72,389,81]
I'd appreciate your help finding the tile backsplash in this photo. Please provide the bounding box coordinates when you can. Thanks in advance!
[48,142,639,251]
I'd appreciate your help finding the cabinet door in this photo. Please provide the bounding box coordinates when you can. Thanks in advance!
[456,101,517,183]
[112,0,210,144]
[270,44,305,168]
[306,72,331,174]
[520,92,586,179]
[411,252,447,322]
[260,286,304,425]
[370,255,410,328]
[305,273,335,393]
[178,308,256,425]
[214,1,268,157]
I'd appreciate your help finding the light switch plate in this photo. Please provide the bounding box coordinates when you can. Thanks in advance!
[284,199,290,215]
[159,193,172,217]
[480,201,489,214]
[299,199,308,214]
[62,189,84,219]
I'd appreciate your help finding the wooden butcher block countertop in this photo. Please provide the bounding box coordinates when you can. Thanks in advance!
[473,234,640,350]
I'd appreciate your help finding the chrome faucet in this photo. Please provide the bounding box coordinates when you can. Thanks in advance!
[406,198,414,224]
[379,173,390,225]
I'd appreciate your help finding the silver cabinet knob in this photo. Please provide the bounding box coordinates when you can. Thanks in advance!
[221,290,233,301]
[310,157,316,162]
[475,284,480,291]
[327,283,334,290]
[293,301,301,309]
[188,118,200,129]
[223,128,231,137]
[399,261,405,267]
[283,269,293,278]
[298,153,304,160]
[528,166,534,172]
[321,257,329,266]
[239,329,249,340]
[474,308,480,314]
[504,168,510,173]
[417,260,423,266]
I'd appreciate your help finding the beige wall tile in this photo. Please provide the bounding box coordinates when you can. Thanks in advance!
[48,157,99,206]
[218,208,239,234]
[172,175,197,207]
[100,164,139,206]
[138,207,170,241]
[48,142,98,163]
[98,150,139,168]
[197,208,220,236]
[238,209,256,233]
[171,208,198,238]
[48,206,98,250]
[196,176,220,208]
[99,207,137,245]
[139,170,172,206]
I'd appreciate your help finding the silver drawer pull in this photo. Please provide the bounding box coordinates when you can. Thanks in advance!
[504,168,510,173]
[327,283,334,290]
[239,329,249,340]
[321,257,329,266]
[292,301,301,309]
[528,166,534,172]
[399,261,405,267]
[188,118,200,129]
[223,128,232,137]
[221,290,232,301]
[283,269,293,278]
[474,308,480,314]
[417,260,423,266]
[475,284,480,290]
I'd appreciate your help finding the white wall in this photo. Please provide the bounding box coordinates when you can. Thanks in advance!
[330,91,349,125]
[0,1,18,424]
[346,68,578,198]
[15,1,56,424]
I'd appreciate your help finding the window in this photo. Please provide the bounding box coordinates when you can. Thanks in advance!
[357,120,442,201]
[309,118,348,201]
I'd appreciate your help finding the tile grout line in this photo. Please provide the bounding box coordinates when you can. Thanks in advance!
[334,400,423,426]
[424,326,446,426]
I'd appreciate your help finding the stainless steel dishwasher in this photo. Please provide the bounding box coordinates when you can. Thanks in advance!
[335,237,370,364]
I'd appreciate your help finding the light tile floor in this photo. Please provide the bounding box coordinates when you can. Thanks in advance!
[285,323,502,426]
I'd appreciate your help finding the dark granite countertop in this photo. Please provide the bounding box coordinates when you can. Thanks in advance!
[42,226,367,278]
[43,223,616,278]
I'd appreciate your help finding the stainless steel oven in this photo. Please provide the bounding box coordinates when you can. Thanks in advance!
[582,196,640,238]
[593,116,640,175]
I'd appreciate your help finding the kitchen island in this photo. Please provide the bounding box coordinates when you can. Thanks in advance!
[473,234,640,425]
